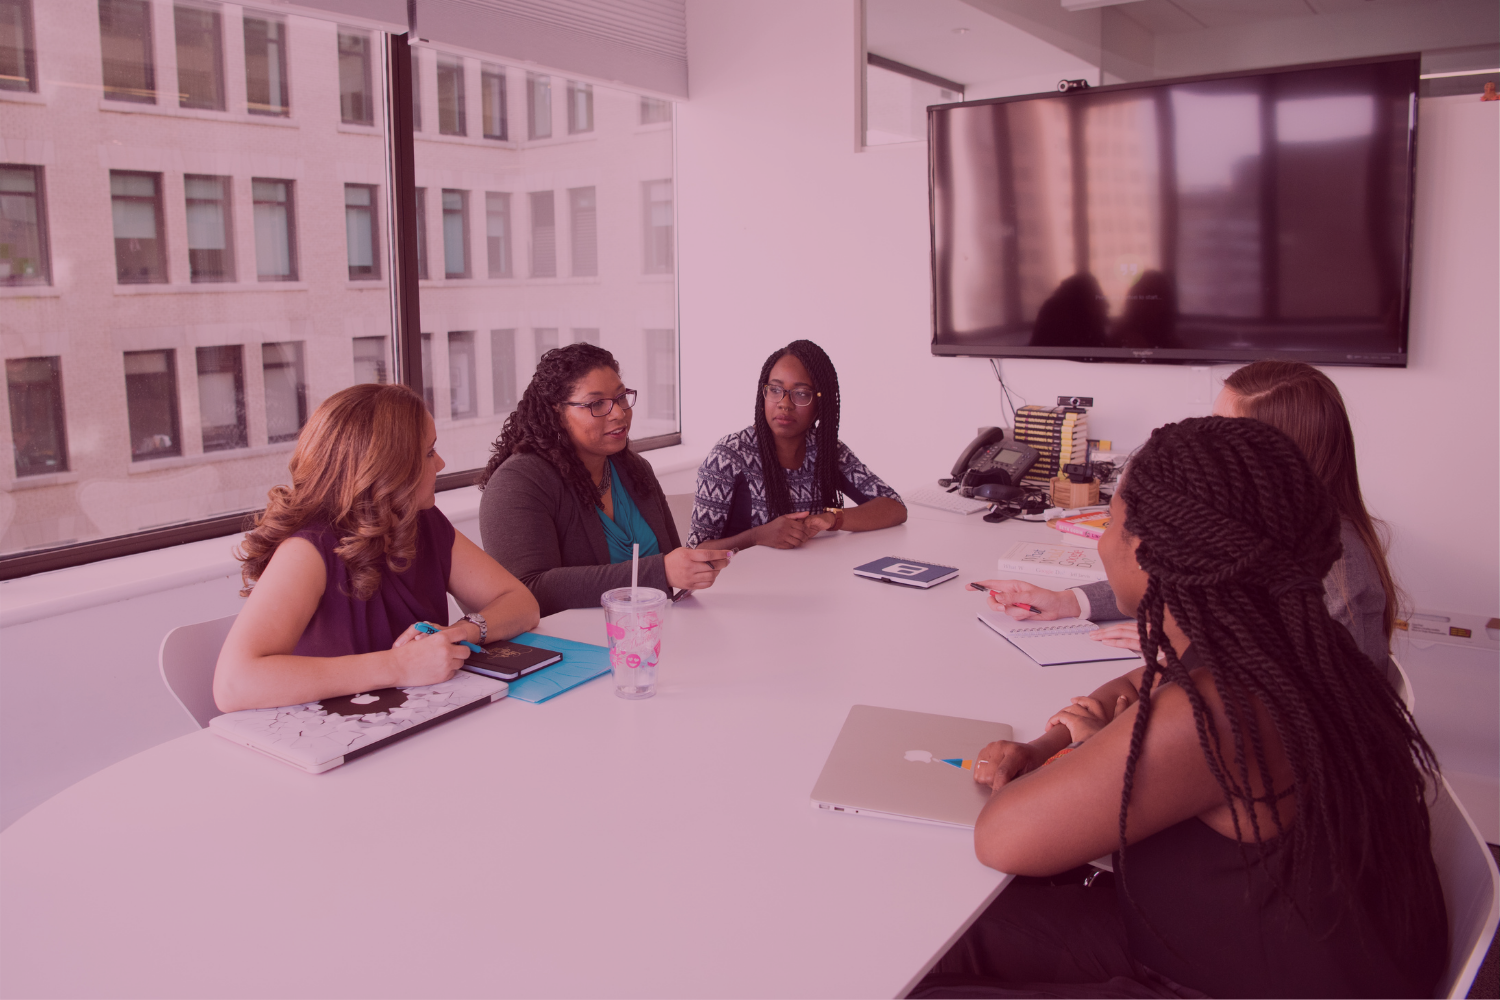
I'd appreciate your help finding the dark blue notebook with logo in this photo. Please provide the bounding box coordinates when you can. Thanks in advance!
[852,557,960,589]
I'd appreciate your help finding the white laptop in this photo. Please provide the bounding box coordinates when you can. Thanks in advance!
[209,671,507,773]
[810,704,1013,827]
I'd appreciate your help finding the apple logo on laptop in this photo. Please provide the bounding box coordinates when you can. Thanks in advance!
[905,750,933,763]
[321,688,408,717]
[350,693,380,705]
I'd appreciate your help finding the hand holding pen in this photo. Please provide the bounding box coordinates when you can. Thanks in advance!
[388,621,473,686]
[967,579,1084,621]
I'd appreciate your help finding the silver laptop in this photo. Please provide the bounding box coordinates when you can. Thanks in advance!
[810,704,1014,827]
[209,671,507,773]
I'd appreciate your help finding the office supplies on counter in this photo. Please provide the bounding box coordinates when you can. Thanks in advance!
[1012,405,1089,488]
[1048,509,1111,541]
[907,485,993,515]
[503,632,613,703]
[996,539,1108,583]
[810,705,1013,827]
[977,609,1140,666]
[414,620,484,653]
[208,672,508,773]
[853,557,959,589]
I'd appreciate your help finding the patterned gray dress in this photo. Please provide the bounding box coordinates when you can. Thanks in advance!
[687,427,902,547]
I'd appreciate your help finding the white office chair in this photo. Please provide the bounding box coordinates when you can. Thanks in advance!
[158,613,238,728]
[1390,652,1416,713]
[1431,773,1500,998]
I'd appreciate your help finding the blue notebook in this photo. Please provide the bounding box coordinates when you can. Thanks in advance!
[502,632,613,703]
[852,556,960,589]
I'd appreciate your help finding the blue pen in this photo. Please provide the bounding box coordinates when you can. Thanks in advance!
[414,620,485,654]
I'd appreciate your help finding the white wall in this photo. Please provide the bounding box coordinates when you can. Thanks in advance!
[677,0,1500,619]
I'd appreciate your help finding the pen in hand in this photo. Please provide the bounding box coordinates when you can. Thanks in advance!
[414,620,485,654]
[967,582,1039,614]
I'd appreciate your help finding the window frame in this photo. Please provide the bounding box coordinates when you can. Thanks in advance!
[337,28,373,125]
[6,355,69,477]
[436,53,466,136]
[184,173,235,283]
[344,182,380,280]
[110,169,168,285]
[0,162,51,286]
[481,63,507,140]
[0,0,38,94]
[567,80,593,134]
[243,12,290,117]
[99,0,156,104]
[441,187,470,279]
[251,177,298,282]
[174,2,226,111]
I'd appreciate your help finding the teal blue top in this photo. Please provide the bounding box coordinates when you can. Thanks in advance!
[598,461,661,564]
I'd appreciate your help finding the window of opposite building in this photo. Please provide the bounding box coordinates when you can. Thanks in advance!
[123,349,181,461]
[640,96,671,125]
[437,54,465,136]
[345,184,379,280]
[481,64,507,140]
[645,329,676,421]
[252,179,297,281]
[571,328,599,346]
[111,171,167,284]
[485,192,511,278]
[0,0,37,94]
[196,345,246,452]
[442,189,469,279]
[174,4,224,111]
[529,190,555,277]
[6,356,67,477]
[99,0,155,103]
[410,47,422,132]
[643,180,672,274]
[352,336,389,385]
[533,328,558,364]
[184,175,234,282]
[567,81,593,133]
[0,164,50,286]
[243,14,289,116]
[262,341,306,443]
[527,73,551,139]
[448,331,476,419]
[414,187,429,280]
[490,329,516,413]
[338,29,373,125]
[570,187,597,277]
[419,333,433,411]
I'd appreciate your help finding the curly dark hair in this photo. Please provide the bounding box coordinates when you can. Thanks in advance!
[1116,415,1444,978]
[478,343,654,510]
[754,339,843,518]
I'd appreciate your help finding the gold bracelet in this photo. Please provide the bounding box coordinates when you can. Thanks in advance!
[824,507,845,532]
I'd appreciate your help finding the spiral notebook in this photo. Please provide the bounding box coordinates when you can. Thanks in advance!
[977,609,1140,666]
[852,557,960,589]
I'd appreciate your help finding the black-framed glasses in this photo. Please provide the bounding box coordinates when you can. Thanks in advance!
[563,389,637,417]
[763,384,817,407]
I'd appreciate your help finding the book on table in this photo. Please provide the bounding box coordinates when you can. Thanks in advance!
[996,539,1108,583]
[853,556,960,589]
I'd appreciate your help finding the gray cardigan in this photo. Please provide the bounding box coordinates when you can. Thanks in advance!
[479,451,682,618]
[1074,520,1391,674]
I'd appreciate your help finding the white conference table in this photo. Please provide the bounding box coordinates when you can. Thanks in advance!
[0,507,1130,999]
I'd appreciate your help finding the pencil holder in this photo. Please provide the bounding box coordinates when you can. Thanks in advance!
[1050,476,1099,509]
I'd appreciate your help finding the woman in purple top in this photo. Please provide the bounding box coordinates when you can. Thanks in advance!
[214,384,539,712]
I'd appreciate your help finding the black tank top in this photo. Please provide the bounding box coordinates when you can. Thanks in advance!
[1117,650,1445,998]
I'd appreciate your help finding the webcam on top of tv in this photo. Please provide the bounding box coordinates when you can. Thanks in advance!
[1058,79,1092,93]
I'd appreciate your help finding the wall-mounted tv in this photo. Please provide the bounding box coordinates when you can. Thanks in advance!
[929,55,1418,367]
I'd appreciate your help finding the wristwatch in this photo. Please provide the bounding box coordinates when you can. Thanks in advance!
[824,507,845,532]
[460,612,487,644]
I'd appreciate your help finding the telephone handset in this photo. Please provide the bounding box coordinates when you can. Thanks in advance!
[952,427,1007,479]
[950,426,1040,490]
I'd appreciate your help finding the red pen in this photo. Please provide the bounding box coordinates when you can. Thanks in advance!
[968,582,1039,613]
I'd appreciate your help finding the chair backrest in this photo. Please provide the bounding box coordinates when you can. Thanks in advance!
[158,614,238,728]
[1390,652,1416,713]
[664,492,694,546]
[1430,773,1500,998]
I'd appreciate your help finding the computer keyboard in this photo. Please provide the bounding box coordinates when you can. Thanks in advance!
[907,486,993,516]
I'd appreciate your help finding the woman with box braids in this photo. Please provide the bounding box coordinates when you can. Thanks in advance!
[918,416,1446,999]
[687,339,906,550]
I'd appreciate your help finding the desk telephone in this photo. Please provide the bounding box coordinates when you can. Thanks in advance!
[949,427,1040,500]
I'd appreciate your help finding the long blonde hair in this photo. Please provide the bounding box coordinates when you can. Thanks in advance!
[238,383,428,600]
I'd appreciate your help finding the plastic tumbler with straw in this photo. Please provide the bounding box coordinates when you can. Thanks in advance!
[602,543,667,699]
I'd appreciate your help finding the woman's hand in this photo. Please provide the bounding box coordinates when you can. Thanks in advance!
[665,547,731,590]
[973,579,1082,620]
[389,622,470,686]
[970,740,1050,792]
[1046,695,1128,744]
[1088,621,1142,652]
[751,512,818,549]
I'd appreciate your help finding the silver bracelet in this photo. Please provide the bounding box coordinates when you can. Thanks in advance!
[460,612,487,644]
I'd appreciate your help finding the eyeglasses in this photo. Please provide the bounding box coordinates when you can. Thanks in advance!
[763,384,818,407]
[563,389,637,418]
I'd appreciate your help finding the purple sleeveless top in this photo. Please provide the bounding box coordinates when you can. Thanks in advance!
[290,507,455,657]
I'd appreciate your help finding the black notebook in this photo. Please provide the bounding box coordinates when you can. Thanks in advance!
[852,556,960,589]
[462,639,564,681]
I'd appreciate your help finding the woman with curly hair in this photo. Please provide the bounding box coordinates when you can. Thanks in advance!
[916,417,1445,999]
[214,383,539,712]
[478,343,728,616]
[688,339,905,550]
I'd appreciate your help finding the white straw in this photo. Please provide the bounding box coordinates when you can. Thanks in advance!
[631,542,640,602]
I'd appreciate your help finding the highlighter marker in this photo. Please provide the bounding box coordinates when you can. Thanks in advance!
[414,620,485,654]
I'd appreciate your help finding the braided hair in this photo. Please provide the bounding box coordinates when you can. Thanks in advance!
[1115,416,1444,972]
[478,343,654,511]
[753,340,843,518]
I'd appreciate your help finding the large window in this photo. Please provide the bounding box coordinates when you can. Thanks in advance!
[262,341,306,442]
[0,164,49,286]
[184,174,233,282]
[338,30,372,125]
[253,179,297,281]
[6,356,67,477]
[0,0,37,93]
[111,171,167,284]
[244,14,289,116]
[529,190,555,277]
[437,54,465,136]
[442,189,469,279]
[99,0,155,103]
[196,345,246,452]
[345,184,379,280]
[124,349,181,461]
[481,64,507,140]
[448,331,476,419]
[174,4,224,110]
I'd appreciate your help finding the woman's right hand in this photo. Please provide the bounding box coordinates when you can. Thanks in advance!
[389,623,470,687]
[970,740,1049,792]
[1088,621,1141,652]
[664,547,731,591]
[751,512,817,549]
[973,579,1082,620]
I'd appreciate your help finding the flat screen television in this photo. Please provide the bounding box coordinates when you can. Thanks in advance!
[929,55,1419,367]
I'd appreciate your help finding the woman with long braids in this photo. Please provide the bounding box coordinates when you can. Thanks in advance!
[977,360,1399,679]
[479,343,728,616]
[688,340,905,550]
[915,417,1446,999]
[215,383,539,712]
